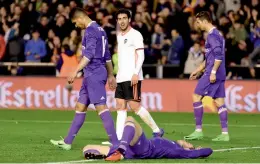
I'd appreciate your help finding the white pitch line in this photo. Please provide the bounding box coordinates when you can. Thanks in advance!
[0,119,260,128]
[213,146,260,152]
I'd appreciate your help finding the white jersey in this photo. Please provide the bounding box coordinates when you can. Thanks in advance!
[116,27,144,83]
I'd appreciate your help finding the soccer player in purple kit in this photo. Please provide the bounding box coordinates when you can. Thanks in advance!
[82,116,213,162]
[50,8,118,150]
[184,11,229,141]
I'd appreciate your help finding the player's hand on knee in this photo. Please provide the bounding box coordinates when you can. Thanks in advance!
[131,74,138,86]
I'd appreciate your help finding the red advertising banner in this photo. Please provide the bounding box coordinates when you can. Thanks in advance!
[0,77,260,113]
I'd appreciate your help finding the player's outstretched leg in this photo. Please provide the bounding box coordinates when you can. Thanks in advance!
[184,94,204,140]
[212,98,229,141]
[97,106,119,145]
[50,102,87,150]
[105,116,142,162]
[129,101,164,137]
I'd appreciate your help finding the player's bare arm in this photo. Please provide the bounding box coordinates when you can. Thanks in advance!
[131,48,144,86]
[106,61,117,90]
[190,60,206,80]
[210,60,222,83]
[68,56,89,84]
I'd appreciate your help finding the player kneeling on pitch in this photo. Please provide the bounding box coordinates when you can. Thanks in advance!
[82,116,213,162]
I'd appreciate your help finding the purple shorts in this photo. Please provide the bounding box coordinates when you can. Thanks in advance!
[78,76,107,106]
[195,75,225,98]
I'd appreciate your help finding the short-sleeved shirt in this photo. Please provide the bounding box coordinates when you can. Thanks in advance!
[82,21,111,78]
[116,27,144,83]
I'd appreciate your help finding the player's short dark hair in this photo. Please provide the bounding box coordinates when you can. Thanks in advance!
[70,7,88,20]
[116,8,131,19]
[195,11,212,23]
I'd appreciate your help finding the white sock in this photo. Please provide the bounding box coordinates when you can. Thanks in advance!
[136,106,160,133]
[116,110,127,140]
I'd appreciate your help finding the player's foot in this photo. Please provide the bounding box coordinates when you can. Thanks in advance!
[153,128,164,137]
[50,137,72,150]
[212,133,230,142]
[184,131,203,140]
[101,141,112,146]
[105,150,124,162]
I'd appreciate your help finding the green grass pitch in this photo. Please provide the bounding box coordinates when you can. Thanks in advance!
[1,110,260,163]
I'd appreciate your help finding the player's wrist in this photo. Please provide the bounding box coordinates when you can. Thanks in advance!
[211,70,216,74]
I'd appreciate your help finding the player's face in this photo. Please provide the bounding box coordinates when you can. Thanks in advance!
[117,13,130,31]
[72,17,85,29]
[195,18,205,31]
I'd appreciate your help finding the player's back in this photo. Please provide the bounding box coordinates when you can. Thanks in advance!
[82,21,110,77]
[204,28,226,80]
[131,137,212,159]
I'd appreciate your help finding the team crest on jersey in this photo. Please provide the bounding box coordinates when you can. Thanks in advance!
[124,39,128,44]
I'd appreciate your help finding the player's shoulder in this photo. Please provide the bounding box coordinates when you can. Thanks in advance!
[130,28,143,38]
[85,22,103,35]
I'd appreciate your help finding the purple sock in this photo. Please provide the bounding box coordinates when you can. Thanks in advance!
[217,105,228,133]
[64,112,86,144]
[99,110,118,145]
[118,125,135,154]
[193,102,204,130]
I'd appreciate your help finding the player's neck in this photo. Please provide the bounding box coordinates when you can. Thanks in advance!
[84,18,93,28]
[121,26,131,35]
[205,24,215,33]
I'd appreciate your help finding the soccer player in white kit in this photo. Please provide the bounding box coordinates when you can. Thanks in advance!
[102,9,164,145]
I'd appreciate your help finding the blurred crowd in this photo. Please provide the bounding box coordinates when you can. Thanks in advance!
[0,0,260,78]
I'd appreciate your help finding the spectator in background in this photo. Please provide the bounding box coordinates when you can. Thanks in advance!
[151,23,165,64]
[166,29,184,65]
[248,19,260,77]
[184,41,204,77]
[51,36,61,63]
[52,15,71,41]
[0,33,5,60]
[24,30,46,62]
[132,12,149,45]
[37,16,49,40]
[227,20,248,45]
[58,44,78,77]
[62,30,81,53]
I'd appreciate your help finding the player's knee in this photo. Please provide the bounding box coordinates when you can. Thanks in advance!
[192,94,202,102]
[128,101,140,111]
[214,98,225,107]
[75,103,87,112]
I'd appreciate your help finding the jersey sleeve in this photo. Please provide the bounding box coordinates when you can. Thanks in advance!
[208,35,223,61]
[82,28,97,61]
[134,31,144,50]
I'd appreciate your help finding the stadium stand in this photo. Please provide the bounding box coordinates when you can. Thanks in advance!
[0,0,260,79]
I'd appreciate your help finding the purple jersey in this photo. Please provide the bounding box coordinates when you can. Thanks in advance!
[204,28,226,80]
[82,21,111,78]
[108,133,213,159]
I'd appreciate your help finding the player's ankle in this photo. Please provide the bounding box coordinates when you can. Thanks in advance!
[195,129,202,132]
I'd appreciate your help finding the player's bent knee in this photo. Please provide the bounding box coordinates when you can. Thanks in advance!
[192,94,202,102]
[75,102,87,112]
[214,98,225,107]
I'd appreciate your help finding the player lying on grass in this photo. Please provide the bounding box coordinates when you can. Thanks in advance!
[82,116,213,162]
